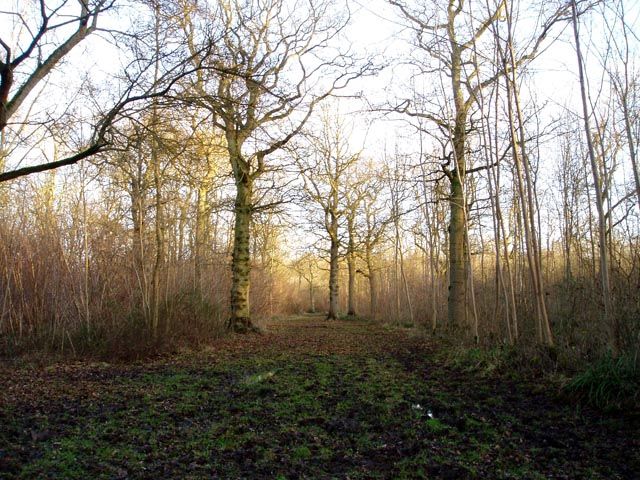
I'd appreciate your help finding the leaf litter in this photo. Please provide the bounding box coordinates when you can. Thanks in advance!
[0,314,637,479]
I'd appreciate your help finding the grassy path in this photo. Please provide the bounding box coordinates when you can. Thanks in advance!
[0,315,638,479]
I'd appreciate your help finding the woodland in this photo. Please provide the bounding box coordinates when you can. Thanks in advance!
[0,0,639,478]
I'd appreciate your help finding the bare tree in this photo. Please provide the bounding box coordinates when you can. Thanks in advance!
[389,0,509,330]
[603,0,640,212]
[356,172,390,320]
[178,0,370,331]
[296,107,360,320]
[0,0,201,183]
[383,154,414,325]
[343,167,372,317]
[571,0,617,353]
[187,127,227,293]
[291,251,320,313]
[0,0,114,132]
[390,0,566,335]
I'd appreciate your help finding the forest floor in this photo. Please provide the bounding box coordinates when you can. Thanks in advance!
[0,314,638,479]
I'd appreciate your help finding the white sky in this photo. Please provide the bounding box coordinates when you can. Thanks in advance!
[1,0,639,250]
[2,0,634,161]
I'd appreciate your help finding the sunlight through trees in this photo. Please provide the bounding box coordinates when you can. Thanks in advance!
[0,0,638,363]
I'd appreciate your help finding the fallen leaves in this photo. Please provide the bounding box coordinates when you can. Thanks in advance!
[0,314,637,479]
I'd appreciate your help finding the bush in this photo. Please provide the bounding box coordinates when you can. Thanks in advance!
[0,290,229,362]
[565,352,640,411]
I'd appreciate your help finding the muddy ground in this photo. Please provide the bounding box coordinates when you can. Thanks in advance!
[0,315,638,479]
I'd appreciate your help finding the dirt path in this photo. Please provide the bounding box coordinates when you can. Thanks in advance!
[0,314,638,479]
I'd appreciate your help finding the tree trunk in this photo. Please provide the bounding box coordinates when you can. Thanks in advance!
[448,172,467,329]
[309,282,315,313]
[369,271,377,321]
[398,235,414,325]
[327,227,339,320]
[194,177,212,292]
[363,246,377,320]
[130,173,149,315]
[228,175,256,332]
[571,0,616,354]
[151,142,165,336]
[447,25,469,331]
[347,217,356,316]
[347,253,356,316]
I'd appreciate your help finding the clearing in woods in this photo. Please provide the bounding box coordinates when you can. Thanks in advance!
[0,314,638,479]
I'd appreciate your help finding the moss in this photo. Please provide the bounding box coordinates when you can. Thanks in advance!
[2,319,637,479]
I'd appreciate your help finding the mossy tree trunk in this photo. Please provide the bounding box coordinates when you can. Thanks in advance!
[228,171,255,332]
[346,215,356,316]
[327,211,340,320]
[178,0,367,333]
[446,32,469,331]
[225,121,258,333]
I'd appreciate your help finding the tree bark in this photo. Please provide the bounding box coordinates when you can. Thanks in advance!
[448,172,467,330]
[347,219,356,316]
[327,212,340,320]
[228,174,255,332]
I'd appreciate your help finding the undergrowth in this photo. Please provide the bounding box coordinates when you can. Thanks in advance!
[564,352,640,411]
[441,346,514,376]
[0,290,227,362]
[436,341,564,378]
[436,338,640,412]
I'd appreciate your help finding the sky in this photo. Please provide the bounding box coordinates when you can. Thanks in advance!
[1,0,639,246]
[2,0,636,162]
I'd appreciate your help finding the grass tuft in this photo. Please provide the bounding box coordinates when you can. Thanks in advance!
[565,352,639,411]
[443,346,514,376]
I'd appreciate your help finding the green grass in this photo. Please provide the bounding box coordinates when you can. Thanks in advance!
[442,345,513,376]
[565,352,640,410]
[1,328,637,479]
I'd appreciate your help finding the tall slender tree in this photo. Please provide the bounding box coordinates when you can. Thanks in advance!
[571,0,617,353]
[390,0,509,330]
